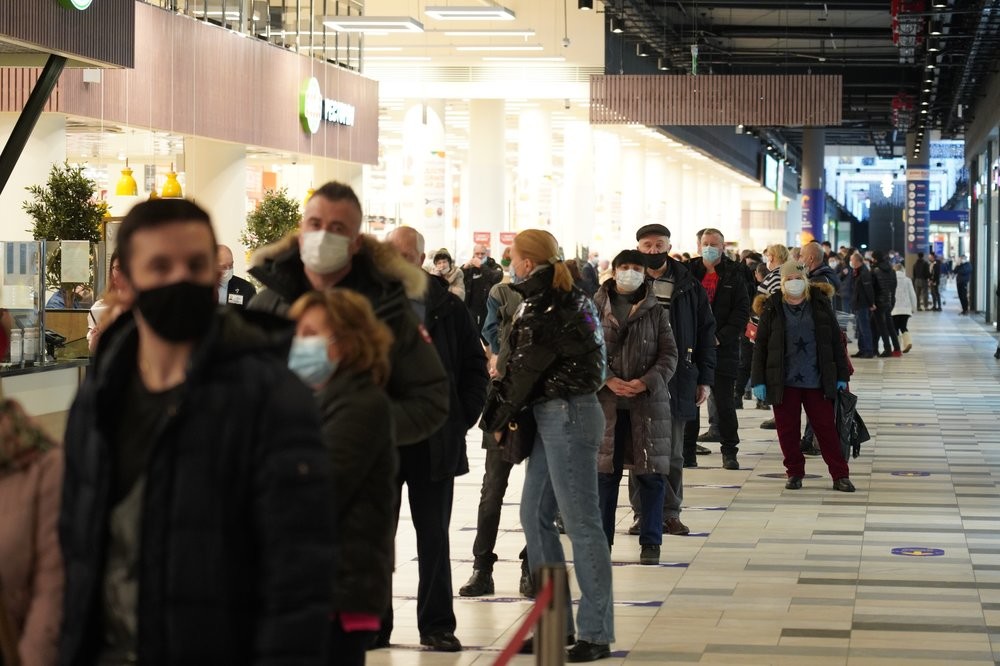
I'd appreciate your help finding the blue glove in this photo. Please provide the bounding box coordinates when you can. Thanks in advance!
[837,381,848,391]
[752,384,767,401]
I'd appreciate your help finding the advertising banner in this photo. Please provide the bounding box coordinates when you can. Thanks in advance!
[800,188,825,244]
[906,166,930,255]
[499,232,516,246]
[473,232,492,246]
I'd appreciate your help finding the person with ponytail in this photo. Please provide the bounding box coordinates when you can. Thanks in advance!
[480,229,614,662]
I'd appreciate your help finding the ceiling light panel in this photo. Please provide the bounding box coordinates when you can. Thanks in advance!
[442,29,535,36]
[456,44,543,51]
[322,16,424,33]
[425,6,515,21]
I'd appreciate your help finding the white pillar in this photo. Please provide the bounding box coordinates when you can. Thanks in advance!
[621,147,646,251]
[0,113,67,240]
[183,138,249,277]
[466,100,506,259]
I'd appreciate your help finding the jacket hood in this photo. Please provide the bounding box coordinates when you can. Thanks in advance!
[249,233,428,301]
[753,282,835,315]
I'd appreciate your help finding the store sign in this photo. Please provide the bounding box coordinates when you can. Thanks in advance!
[906,166,929,255]
[57,0,94,9]
[299,77,356,135]
[473,231,492,245]
[499,232,516,246]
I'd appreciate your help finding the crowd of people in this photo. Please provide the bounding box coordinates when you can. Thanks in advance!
[0,181,961,664]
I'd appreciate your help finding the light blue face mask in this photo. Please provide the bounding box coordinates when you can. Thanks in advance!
[701,246,722,263]
[288,335,337,386]
[509,268,524,284]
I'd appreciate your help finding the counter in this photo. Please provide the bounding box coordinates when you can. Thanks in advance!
[0,359,88,441]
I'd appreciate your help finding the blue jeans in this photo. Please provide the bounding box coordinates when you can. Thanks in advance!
[598,409,665,546]
[854,307,874,355]
[522,394,615,645]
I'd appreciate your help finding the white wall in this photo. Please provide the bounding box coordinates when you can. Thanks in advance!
[0,113,67,240]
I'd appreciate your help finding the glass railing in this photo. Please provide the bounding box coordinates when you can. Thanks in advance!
[138,0,364,72]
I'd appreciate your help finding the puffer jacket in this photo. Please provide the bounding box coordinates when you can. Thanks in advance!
[871,260,897,310]
[850,264,875,310]
[687,256,750,378]
[594,282,678,475]
[751,283,849,405]
[480,266,606,432]
[892,272,918,316]
[59,308,334,666]
[316,367,397,618]
[247,234,449,447]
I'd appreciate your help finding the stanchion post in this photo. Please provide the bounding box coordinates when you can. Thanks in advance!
[536,565,568,665]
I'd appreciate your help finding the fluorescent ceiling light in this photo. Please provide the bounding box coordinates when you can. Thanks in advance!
[366,56,433,61]
[456,44,543,51]
[482,56,566,62]
[425,5,515,21]
[322,16,424,33]
[364,47,404,52]
[442,29,535,36]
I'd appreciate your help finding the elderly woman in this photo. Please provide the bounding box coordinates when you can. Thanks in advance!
[594,250,678,565]
[751,261,855,492]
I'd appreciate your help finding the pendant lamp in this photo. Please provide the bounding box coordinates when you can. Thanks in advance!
[115,159,138,196]
[305,187,315,205]
[161,164,183,198]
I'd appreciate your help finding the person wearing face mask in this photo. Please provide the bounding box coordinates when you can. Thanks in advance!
[59,199,335,665]
[462,244,503,333]
[753,244,789,424]
[594,250,678,565]
[247,181,449,452]
[751,261,854,492]
[684,228,750,471]
[432,249,466,300]
[216,244,256,308]
[629,224,715,538]
[288,289,398,666]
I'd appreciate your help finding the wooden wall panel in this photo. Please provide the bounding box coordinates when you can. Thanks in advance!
[590,74,842,127]
[0,68,58,113]
[52,3,378,165]
[0,0,134,68]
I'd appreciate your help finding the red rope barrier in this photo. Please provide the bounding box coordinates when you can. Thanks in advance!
[492,578,556,666]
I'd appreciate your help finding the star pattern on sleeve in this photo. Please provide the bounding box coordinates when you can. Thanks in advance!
[793,373,805,383]
[794,337,809,354]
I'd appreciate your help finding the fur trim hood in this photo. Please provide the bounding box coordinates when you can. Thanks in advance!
[752,281,835,316]
[249,233,427,300]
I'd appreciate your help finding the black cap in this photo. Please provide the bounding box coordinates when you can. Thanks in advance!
[635,224,671,241]
[612,250,648,269]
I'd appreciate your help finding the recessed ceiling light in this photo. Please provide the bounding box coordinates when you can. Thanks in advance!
[636,43,652,57]
[455,44,544,51]
[609,17,624,34]
[323,16,424,33]
[442,29,535,36]
[482,56,566,62]
[579,0,594,9]
[365,55,433,61]
[425,5,515,21]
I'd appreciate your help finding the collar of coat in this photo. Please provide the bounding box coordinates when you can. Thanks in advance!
[594,281,658,325]
[752,281,835,316]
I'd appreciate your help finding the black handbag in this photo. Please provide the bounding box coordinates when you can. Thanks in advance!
[835,389,870,461]
[499,408,537,465]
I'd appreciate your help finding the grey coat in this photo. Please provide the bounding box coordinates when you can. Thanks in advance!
[594,282,678,475]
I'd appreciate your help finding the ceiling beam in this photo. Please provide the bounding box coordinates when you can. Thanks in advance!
[704,26,890,40]
[665,1,886,10]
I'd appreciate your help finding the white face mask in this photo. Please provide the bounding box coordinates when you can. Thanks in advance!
[301,230,351,274]
[219,268,234,286]
[828,260,838,269]
[615,269,645,293]
[783,279,807,297]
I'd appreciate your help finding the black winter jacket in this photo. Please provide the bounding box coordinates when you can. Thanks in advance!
[423,274,489,480]
[850,264,876,310]
[687,256,749,379]
[59,308,334,666]
[463,260,503,332]
[751,285,849,405]
[808,264,841,290]
[594,282,678,475]
[247,235,449,447]
[480,266,606,432]
[871,261,897,310]
[317,367,397,617]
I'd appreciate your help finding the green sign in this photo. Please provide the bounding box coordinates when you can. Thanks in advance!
[58,0,94,9]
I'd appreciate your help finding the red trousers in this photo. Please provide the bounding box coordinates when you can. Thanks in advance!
[773,386,850,480]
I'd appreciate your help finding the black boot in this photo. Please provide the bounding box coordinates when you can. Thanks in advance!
[458,569,494,597]
[519,558,535,598]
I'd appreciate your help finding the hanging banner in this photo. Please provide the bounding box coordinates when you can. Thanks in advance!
[800,188,825,244]
[906,165,930,255]
[473,231,492,246]
[500,232,516,246]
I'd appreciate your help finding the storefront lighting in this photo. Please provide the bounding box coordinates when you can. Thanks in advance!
[579,0,594,9]
[322,16,424,33]
[115,160,138,196]
[162,165,183,198]
[455,44,543,51]
[657,57,669,70]
[609,18,624,34]
[443,29,535,36]
[425,6,515,21]
[636,43,652,57]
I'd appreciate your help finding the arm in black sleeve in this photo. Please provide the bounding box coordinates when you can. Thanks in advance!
[384,308,450,446]
[480,317,557,432]
[454,302,490,429]
[717,272,750,346]
[693,285,717,387]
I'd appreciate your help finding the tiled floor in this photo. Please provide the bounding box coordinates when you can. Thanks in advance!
[371,282,1000,665]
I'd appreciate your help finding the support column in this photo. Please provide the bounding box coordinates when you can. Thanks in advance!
[0,113,66,240]
[903,134,930,277]
[183,138,249,277]
[466,100,505,259]
[561,120,595,258]
[800,128,826,244]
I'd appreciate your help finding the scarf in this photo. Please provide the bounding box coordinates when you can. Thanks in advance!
[0,399,56,478]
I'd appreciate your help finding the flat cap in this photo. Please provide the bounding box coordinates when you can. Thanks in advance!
[635,224,671,241]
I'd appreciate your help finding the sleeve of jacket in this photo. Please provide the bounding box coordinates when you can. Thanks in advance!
[22,448,64,666]
[640,311,678,395]
[482,287,503,354]
[861,268,875,305]
[750,303,772,386]
[717,270,750,346]
[386,308,450,446]
[693,285,718,387]
[252,371,334,666]
[480,317,558,433]
[907,280,918,312]
[822,299,850,383]
[454,302,490,429]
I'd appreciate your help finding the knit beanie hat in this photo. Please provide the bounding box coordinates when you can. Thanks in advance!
[433,249,452,264]
[779,260,809,281]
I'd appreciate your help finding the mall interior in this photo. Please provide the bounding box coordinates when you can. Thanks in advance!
[2,0,1000,664]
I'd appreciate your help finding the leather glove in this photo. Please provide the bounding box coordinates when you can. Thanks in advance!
[836,381,848,391]
[751,384,767,401]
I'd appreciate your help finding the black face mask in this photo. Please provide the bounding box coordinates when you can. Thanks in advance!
[643,252,669,269]
[134,281,216,342]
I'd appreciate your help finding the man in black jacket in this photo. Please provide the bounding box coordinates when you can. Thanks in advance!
[628,224,716,537]
[247,181,449,447]
[59,199,334,665]
[386,226,489,652]
[216,244,256,308]
[463,244,503,333]
[929,252,942,311]
[849,251,876,358]
[870,250,901,357]
[913,252,931,311]
[685,229,749,470]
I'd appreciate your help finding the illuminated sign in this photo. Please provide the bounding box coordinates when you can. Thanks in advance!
[299,77,356,135]
[58,0,94,9]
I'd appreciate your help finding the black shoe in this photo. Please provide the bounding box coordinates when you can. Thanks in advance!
[696,430,721,443]
[734,397,744,410]
[760,418,776,430]
[555,512,566,534]
[695,444,712,455]
[801,442,822,457]
[994,347,1000,359]
[832,478,856,493]
[368,633,391,650]
[519,560,535,599]
[785,476,803,490]
[519,633,575,654]
[722,454,740,470]
[640,544,660,565]
[851,351,873,358]
[628,517,641,536]
[420,631,462,652]
[743,389,752,400]
[756,399,770,410]
[683,458,698,468]
[664,516,690,535]
[878,350,893,358]
[458,569,494,597]
[567,640,612,662]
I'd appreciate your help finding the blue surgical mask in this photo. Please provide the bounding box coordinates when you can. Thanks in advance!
[288,335,337,386]
[509,267,524,284]
[701,246,722,263]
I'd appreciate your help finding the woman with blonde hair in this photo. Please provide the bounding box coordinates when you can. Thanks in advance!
[288,288,397,666]
[481,229,613,662]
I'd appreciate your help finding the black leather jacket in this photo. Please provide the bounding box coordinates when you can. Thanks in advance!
[481,266,606,432]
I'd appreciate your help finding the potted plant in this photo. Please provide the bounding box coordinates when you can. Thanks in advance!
[241,188,301,251]
[23,162,106,308]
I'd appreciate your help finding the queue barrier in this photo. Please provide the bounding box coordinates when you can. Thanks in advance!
[493,565,568,666]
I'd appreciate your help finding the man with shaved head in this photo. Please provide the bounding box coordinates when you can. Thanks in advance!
[463,243,502,334]
[216,244,256,308]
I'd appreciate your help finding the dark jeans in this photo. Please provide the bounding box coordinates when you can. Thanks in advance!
[854,307,874,355]
[872,305,900,353]
[736,337,755,397]
[381,441,456,639]
[471,441,515,571]
[629,418,685,521]
[914,278,928,310]
[598,410,665,546]
[684,375,739,461]
[329,621,373,666]
[892,314,910,333]
[930,281,941,309]
[958,280,970,312]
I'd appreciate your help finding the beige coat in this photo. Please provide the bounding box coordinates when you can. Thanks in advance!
[0,448,64,666]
